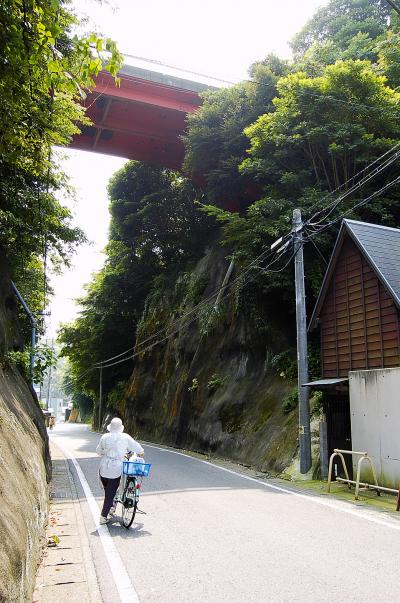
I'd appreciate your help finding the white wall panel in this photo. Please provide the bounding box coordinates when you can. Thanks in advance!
[349,367,400,488]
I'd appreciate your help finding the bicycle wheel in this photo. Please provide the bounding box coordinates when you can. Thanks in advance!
[121,478,138,529]
[122,499,137,528]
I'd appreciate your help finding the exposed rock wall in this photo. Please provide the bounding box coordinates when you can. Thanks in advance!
[0,256,50,602]
[121,238,299,475]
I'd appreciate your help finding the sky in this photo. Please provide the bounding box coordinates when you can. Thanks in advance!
[48,0,328,336]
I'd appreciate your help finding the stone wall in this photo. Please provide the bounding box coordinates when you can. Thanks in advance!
[120,239,299,475]
[0,255,50,602]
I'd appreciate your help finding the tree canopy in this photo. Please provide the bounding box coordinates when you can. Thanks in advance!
[0,0,121,334]
[58,163,214,409]
[291,0,391,56]
[183,56,289,208]
[59,0,400,419]
[241,60,400,194]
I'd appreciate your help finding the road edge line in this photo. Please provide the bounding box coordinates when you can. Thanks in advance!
[53,437,140,603]
[144,443,400,532]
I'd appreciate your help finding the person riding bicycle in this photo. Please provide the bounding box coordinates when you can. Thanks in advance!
[96,417,144,524]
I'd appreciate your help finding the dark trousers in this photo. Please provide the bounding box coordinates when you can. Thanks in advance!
[100,474,121,518]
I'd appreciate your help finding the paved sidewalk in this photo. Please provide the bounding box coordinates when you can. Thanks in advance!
[33,440,102,602]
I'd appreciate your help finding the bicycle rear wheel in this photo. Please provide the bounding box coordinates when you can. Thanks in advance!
[121,477,138,529]
[122,499,137,528]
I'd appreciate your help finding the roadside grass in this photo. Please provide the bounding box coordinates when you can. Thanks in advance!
[282,478,399,514]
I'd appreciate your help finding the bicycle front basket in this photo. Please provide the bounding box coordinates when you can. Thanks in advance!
[122,462,152,477]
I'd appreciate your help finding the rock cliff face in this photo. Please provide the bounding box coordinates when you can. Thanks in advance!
[121,238,299,475]
[0,256,50,602]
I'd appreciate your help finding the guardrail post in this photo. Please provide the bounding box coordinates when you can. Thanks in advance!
[355,454,380,500]
[327,450,351,492]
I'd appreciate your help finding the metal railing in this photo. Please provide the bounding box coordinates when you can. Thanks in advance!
[327,448,400,503]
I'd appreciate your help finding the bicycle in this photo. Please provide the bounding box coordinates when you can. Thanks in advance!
[114,457,152,529]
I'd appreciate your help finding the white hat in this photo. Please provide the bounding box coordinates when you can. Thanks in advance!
[107,417,124,433]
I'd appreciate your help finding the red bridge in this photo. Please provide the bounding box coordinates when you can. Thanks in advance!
[71,62,216,170]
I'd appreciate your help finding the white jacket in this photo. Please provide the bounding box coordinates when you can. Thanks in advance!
[96,432,144,478]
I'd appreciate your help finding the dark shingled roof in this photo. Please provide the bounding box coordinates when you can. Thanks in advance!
[309,219,400,330]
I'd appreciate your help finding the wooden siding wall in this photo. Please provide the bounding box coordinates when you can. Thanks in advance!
[320,237,400,377]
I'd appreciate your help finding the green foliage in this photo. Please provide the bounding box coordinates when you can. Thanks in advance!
[62,366,94,420]
[60,0,400,414]
[377,30,400,88]
[271,345,320,383]
[188,28,400,333]
[0,0,122,176]
[60,163,215,399]
[271,351,298,381]
[290,0,391,57]
[0,0,122,331]
[188,378,199,392]
[4,341,56,384]
[183,57,287,206]
[242,61,400,193]
[107,163,212,267]
[198,303,226,337]
[207,373,227,391]
[310,390,324,414]
[33,342,57,385]
[4,350,30,380]
[282,388,298,414]
[107,380,128,410]
[185,272,209,304]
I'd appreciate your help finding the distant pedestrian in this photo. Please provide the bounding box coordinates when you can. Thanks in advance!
[96,417,144,524]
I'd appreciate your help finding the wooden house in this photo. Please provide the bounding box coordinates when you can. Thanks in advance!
[309,219,400,474]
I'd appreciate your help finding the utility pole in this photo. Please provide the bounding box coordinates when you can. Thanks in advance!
[292,209,312,474]
[98,365,103,431]
[46,339,54,411]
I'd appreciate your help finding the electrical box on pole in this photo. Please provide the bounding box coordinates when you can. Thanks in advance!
[292,209,312,473]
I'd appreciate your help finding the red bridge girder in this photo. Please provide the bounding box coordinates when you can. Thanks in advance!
[70,65,210,170]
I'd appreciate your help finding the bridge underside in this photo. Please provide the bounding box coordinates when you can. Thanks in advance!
[71,67,206,170]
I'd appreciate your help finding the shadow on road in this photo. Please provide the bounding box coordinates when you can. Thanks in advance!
[50,424,285,503]
[90,521,152,539]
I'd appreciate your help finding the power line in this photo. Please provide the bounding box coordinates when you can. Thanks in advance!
[93,243,294,371]
[248,245,294,274]
[61,365,96,393]
[304,145,400,228]
[114,56,400,118]
[70,144,400,376]
[82,150,400,372]
[92,241,289,368]
[306,173,400,241]
[69,54,400,383]
[65,166,400,389]
[303,142,400,224]
[308,237,328,266]
[122,53,233,86]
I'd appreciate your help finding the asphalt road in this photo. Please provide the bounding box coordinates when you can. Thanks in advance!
[50,423,400,603]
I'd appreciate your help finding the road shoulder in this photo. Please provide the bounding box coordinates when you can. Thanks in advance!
[144,441,400,521]
[33,439,102,603]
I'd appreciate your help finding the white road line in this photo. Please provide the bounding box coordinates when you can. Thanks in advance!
[53,437,140,603]
[145,443,400,532]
